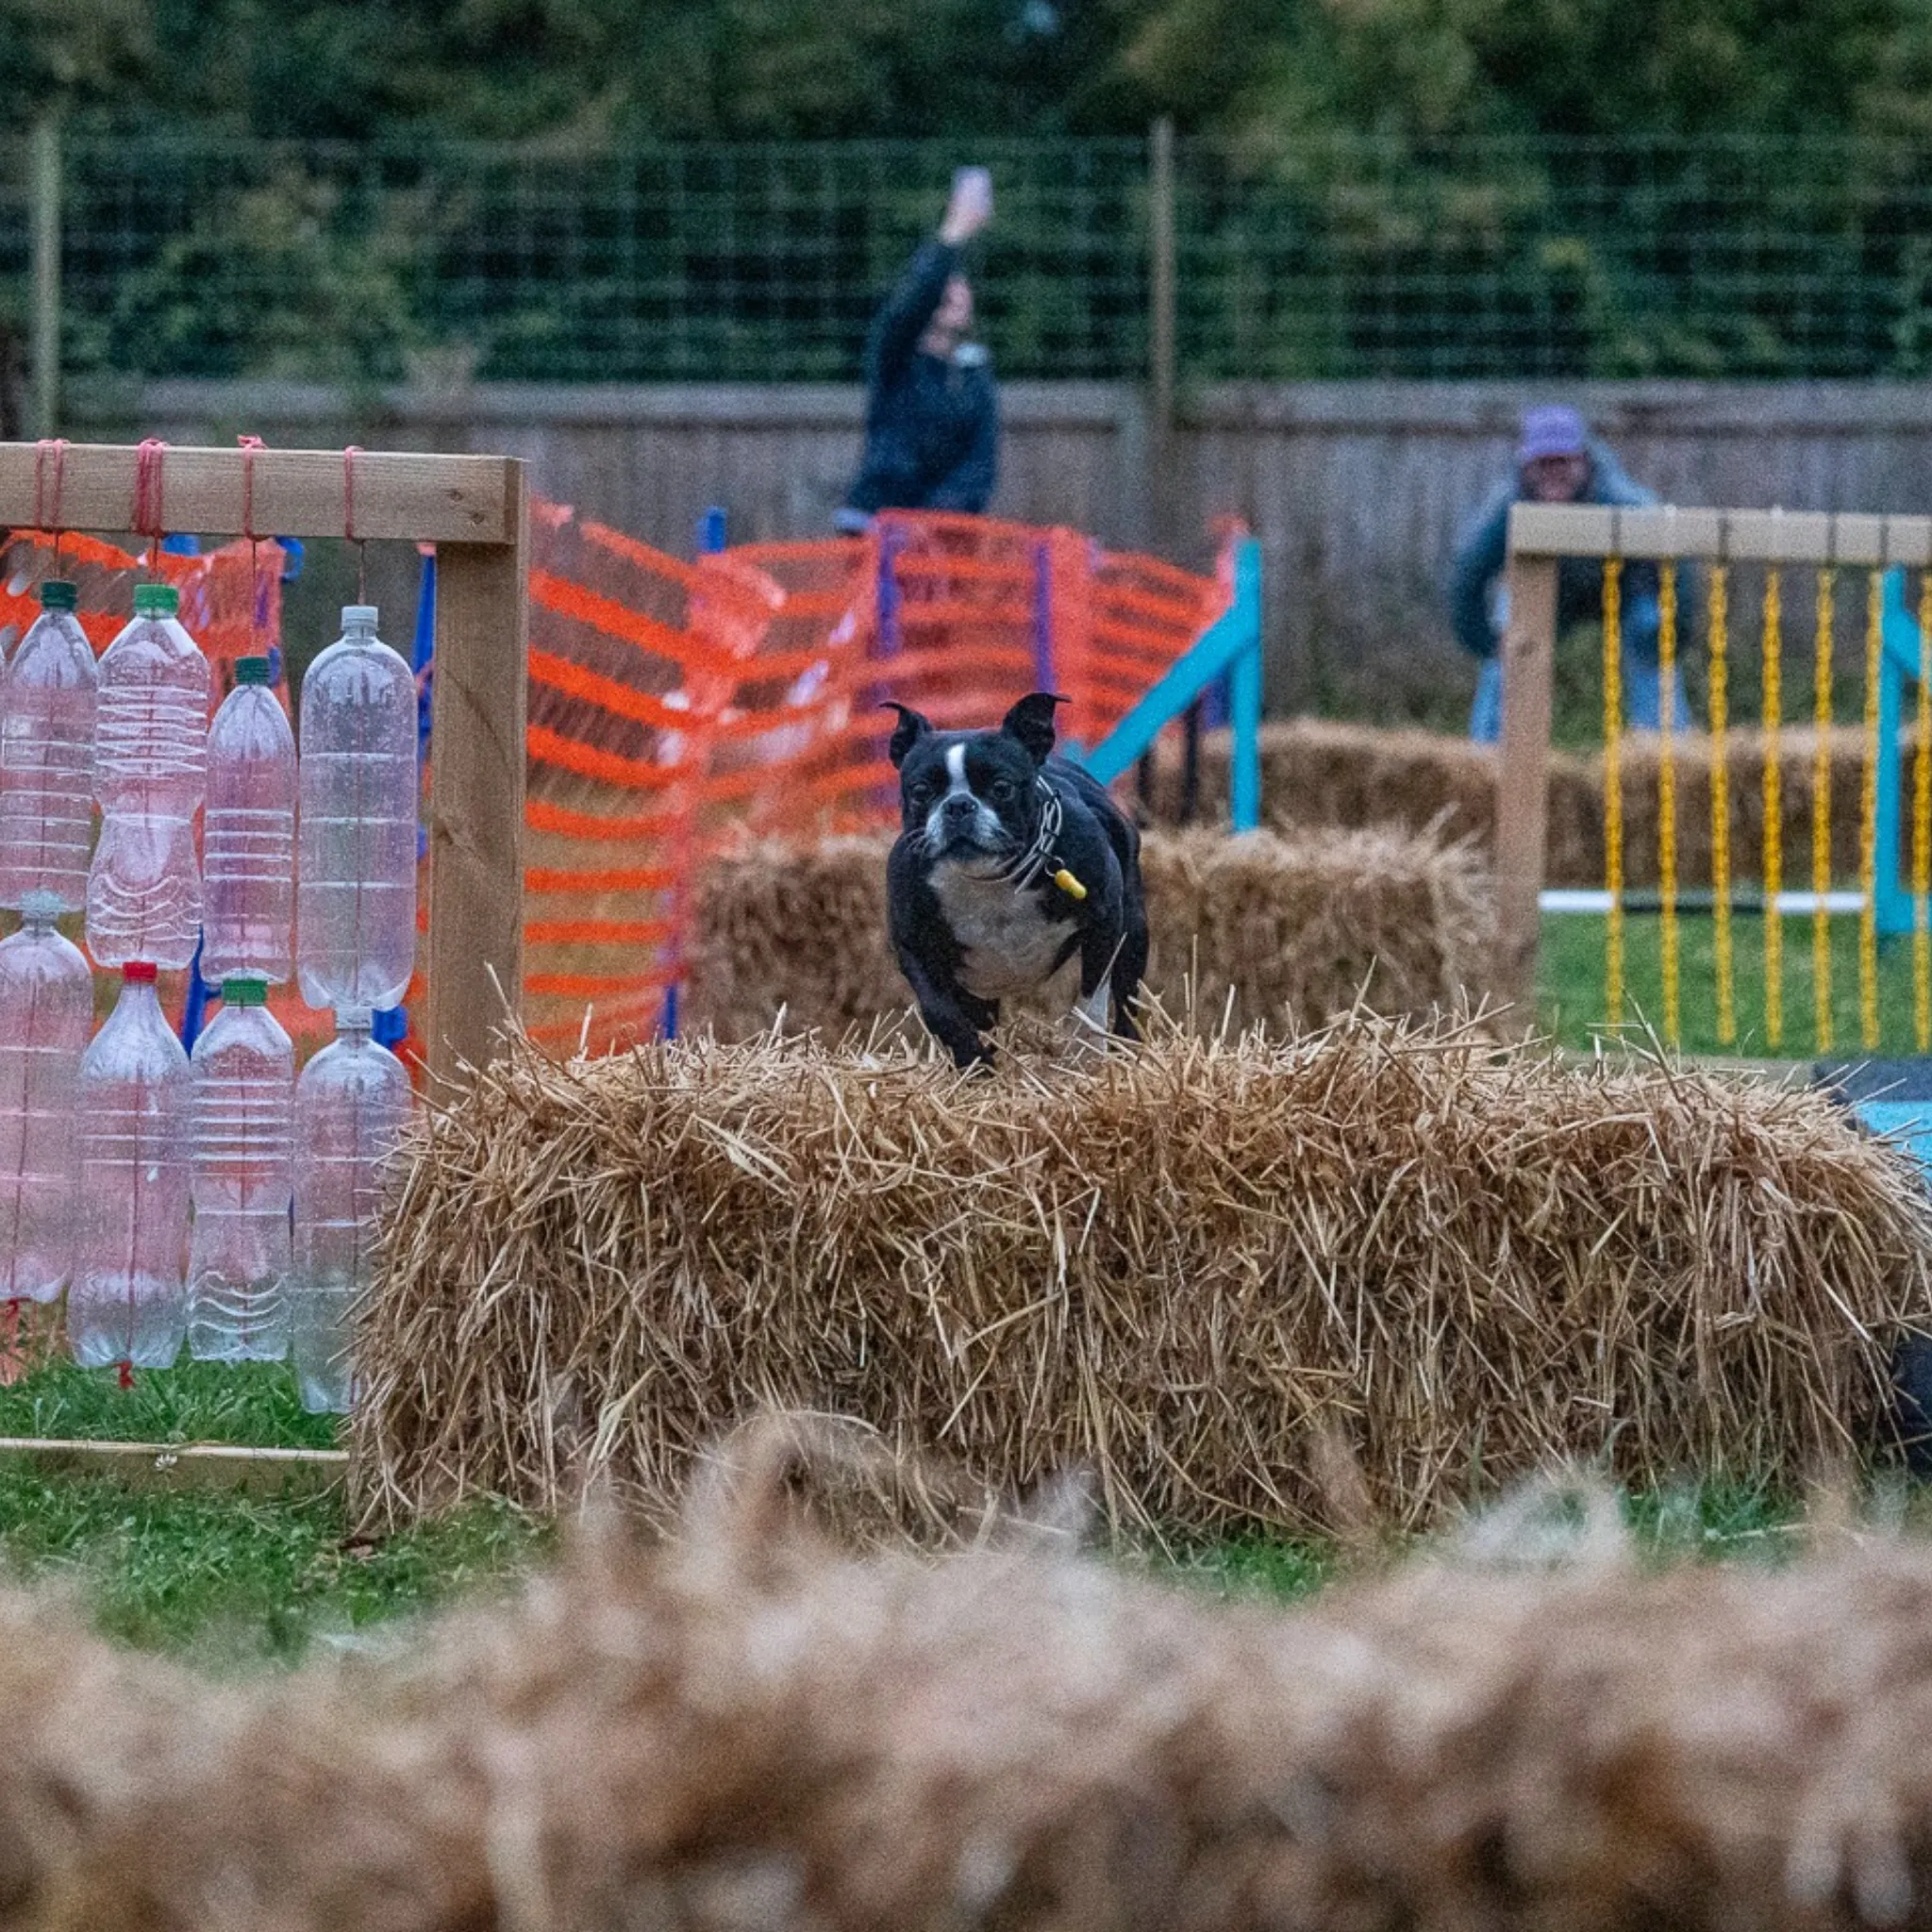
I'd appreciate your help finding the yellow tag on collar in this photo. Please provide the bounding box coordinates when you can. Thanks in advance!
[1051,868,1088,901]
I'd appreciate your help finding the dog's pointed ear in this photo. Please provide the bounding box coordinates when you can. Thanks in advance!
[1001,692,1068,765]
[882,702,933,770]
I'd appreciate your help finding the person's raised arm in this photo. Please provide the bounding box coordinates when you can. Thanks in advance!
[938,167,991,247]
[866,172,991,382]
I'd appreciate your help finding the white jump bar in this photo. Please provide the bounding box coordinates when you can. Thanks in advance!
[1541,889,1868,916]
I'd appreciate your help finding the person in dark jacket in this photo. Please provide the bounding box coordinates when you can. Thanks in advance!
[836,171,998,531]
[1449,404,1692,741]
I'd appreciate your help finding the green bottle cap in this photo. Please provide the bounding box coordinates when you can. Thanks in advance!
[221,976,269,1006]
[132,583,179,617]
[37,579,76,612]
[235,656,272,685]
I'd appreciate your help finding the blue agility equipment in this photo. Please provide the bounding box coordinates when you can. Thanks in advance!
[1076,537,1264,830]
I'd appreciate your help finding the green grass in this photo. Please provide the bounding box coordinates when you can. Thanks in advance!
[0,1373,1901,1666]
[1165,1481,1815,1609]
[0,1358,336,1449]
[1539,908,1926,1057]
[0,1360,551,1665]
[0,1468,550,1667]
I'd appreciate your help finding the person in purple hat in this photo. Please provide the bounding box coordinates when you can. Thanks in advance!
[1449,405,1691,741]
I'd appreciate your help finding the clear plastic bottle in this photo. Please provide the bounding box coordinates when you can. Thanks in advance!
[72,960,192,1369]
[86,582,209,971]
[187,977,293,1362]
[297,607,418,1011]
[291,1007,411,1413]
[203,657,295,983]
[0,891,92,1304]
[0,579,99,913]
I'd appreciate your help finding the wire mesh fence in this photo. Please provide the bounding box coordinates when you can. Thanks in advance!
[10,131,1932,387]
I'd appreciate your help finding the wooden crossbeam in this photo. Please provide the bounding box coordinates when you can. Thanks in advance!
[0,442,519,545]
[1509,501,1932,567]
[0,1437,347,1494]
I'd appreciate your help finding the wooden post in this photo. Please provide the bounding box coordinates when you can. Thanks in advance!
[1147,117,1177,553]
[1491,553,1559,1024]
[29,116,60,439]
[425,461,529,1084]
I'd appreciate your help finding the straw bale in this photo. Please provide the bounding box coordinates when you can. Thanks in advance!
[1151,717,1881,890]
[1148,715,1507,844]
[1141,827,1491,1034]
[354,1014,1932,1540]
[680,825,1495,1042]
[25,1442,1932,1928]
[1592,724,1873,890]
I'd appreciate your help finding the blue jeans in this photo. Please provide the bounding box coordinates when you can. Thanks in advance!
[1469,593,1691,743]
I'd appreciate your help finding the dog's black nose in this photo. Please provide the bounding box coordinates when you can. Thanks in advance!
[942,793,976,821]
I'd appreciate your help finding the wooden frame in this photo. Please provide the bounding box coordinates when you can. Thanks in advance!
[0,441,529,1087]
[0,1437,346,1494]
[1495,501,1932,1019]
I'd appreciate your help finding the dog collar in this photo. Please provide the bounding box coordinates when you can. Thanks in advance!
[1008,777,1089,901]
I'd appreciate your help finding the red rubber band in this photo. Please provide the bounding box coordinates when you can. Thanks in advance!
[34,437,68,573]
[343,443,369,600]
[239,435,267,652]
[342,444,362,543]
[133,437,169,575]
[237,433,264,540]
[32,437,67,533]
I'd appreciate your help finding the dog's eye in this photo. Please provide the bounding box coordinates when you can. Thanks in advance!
[988,778,1014,802]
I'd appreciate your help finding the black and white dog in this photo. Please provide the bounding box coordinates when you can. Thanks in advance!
[885,691,1149,1069]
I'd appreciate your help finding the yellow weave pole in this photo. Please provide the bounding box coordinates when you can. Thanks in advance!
[1657,560,1681,1045]
[1602,558,1625,1027]
[1858,569,1883,1052]
[1707,563,1735,1046]
[1918,571,1932,1054]
[1761,570,1784,1049]
[1812,566,1836,1056]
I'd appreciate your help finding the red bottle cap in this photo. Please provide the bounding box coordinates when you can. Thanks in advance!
[123,961,158,984]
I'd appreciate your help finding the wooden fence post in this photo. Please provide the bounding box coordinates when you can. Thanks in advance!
[1491,551,1558,1024]
[29,117,60,439]
[1147,117,1177,556]
[424,462,529,1084]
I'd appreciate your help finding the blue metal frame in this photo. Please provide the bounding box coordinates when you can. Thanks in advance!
[1075,537,1264,830]
[658,508,727,1041]
[876,523,905,659]
[1030,539,1056,693]
[1874,566,1924,939]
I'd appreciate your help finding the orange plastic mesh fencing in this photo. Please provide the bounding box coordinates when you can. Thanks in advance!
[520,503,1228,1055]
[0,528,284,692]
[520,502,707,1052]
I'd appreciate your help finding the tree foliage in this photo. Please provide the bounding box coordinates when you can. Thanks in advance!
[26,0,1932,387]
[25,0,1932,143]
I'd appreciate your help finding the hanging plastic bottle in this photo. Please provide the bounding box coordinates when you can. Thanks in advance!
[72,960,192,1370]
[0,578,99,913]
[0,891,92,1305]
[297,606,418,1012]
[187,977,293,1363]
[86,582,209,971]
[291,1006,411,1413]
[203,657,296,983]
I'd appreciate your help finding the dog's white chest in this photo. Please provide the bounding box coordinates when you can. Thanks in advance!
[930,862,1070,999]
